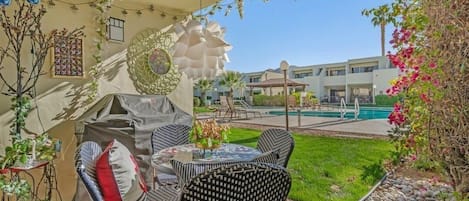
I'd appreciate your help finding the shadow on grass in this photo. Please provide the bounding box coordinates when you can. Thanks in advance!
[230,137,259,144]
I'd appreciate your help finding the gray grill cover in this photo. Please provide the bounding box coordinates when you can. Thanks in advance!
[75,94,192,190]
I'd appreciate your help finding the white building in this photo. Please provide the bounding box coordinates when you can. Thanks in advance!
[243,56,398,104]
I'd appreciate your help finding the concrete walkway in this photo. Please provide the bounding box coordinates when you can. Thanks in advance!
[231,115,392,139]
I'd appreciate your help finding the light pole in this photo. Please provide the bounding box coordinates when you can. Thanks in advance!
[280,60,290,131]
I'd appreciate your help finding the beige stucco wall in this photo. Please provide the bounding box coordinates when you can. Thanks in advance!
[294,76,321,97]
[373,68,399,95]
[0,3,195,151]
[347,72,373,85]
[323,75,346,86]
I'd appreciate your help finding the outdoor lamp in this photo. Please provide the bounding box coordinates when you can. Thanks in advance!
[280,60,289,130]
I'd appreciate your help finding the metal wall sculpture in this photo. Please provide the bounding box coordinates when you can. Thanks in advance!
[51,34,84,78]
[127,29,181,95]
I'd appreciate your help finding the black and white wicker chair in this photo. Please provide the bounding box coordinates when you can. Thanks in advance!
[151,124,192,187]
[74,141,180,201]
[74,141,104,201]
[179,162,292,201]
[169,149,280,189]
[257,128,295,167]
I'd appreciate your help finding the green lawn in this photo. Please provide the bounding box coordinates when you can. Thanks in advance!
[229,127,392,201]
[193,106,215,114]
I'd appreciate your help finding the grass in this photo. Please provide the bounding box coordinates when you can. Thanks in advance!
[194,106,215,114]
[229,127,393,201]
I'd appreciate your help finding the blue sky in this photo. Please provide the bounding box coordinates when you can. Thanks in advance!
[211,0,394,73]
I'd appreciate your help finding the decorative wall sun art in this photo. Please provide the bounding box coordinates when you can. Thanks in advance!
[148,48,171,75]
[127,29,181,95]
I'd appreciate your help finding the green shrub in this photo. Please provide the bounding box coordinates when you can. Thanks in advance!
[292,91,317,105]
[193,97,201,107]
[375,95,400,106]
[253,95,284,106]
[360,161,386,185]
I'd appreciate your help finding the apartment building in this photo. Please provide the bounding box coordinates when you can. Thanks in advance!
[243,56,398,104]
[196,56,398,104]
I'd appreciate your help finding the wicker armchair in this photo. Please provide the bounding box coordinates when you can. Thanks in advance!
[74,141,104,201]
[151,124,192,187]
[257,128,295,167]
[74,141,180,201]
[179,162,291,201]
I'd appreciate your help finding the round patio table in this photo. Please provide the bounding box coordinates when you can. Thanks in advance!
[151,143,261,171]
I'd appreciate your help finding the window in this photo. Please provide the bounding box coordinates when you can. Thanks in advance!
[327,69,345,76]
[108,17,125,42]
[249,77,260,83]
[294,72,313,78]
[351,65,379,73]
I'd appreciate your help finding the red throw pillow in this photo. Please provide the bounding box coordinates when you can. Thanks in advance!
[95,139,147,201]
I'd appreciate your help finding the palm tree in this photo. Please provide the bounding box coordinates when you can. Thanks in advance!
[195,79,213,106]
[362,5,394,56]
[219,71,244,101]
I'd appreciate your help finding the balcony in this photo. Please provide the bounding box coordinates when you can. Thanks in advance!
[347,72,373,84]
[323,75,345,86]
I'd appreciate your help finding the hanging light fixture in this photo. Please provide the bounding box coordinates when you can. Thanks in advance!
[172,0,232,81]
[70,4,78,11]
[47,0,55,6]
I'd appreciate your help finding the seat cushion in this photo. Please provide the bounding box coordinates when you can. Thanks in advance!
[95,139,147,201]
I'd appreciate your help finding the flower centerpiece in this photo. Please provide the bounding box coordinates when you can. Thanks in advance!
[190,119,230,150]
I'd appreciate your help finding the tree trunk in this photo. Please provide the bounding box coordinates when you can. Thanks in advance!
[380,22,385,56]
[15,51,22,141]
[201,91,206,106]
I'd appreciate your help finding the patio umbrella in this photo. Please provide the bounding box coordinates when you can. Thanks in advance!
[172,19,232,81]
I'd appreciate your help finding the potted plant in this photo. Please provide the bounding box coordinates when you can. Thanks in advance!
[190,119,230,150]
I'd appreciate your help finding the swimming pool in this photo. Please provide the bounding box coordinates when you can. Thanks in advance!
[268,107,392,120]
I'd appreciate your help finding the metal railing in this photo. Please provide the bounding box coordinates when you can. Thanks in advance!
[340,98,347,120]
[354,98,360,120]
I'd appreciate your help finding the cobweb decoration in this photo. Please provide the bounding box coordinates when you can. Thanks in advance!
[172,20,232,81]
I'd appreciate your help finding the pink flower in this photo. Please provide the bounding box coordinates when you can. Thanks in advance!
[429,62,437,69]
[420,93,430,103]
[421,75,431,81]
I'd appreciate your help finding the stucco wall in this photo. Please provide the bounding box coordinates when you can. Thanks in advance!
[0,2,182,113]
[0,3,194,151]
[373,68,399,95]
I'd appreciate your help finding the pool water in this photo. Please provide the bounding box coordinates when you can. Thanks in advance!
[269,107,392,120]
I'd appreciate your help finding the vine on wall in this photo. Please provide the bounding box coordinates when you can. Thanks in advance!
[88,0,113,101]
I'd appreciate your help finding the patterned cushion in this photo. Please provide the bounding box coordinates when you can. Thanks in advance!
[95,139,147,201]
[171,150,279,188]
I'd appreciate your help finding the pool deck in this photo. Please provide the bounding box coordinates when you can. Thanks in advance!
[197,106,393,139]
[230,115,392,139]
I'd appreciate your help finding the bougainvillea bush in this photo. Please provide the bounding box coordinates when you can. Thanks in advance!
[365,0,468,198]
